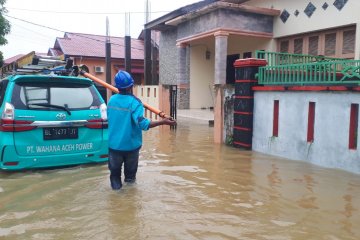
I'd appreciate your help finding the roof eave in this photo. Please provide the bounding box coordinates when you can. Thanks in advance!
[145,0,219,31]
[166,2,280,27]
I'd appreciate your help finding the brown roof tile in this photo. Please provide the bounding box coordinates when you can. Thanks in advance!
[48,48,63,57]
[55,32,144,60]
[4,54,25,65]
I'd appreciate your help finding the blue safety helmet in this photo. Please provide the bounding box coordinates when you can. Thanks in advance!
[114,70,134,89]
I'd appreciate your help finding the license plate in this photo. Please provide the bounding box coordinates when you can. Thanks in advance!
[43,127,78,140]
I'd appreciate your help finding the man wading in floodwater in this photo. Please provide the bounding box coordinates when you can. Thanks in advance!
[107,70,176,190]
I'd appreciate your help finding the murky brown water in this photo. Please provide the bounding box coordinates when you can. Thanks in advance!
[1,117,360,240]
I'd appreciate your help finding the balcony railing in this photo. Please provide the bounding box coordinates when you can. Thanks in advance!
[255,50,342,66]
[257,59,360,86]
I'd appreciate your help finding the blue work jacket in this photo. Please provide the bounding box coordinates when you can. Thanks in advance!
[107,93,151,151]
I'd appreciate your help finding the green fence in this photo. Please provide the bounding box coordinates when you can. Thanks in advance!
[255,50,342,66]
[257,59,360,86]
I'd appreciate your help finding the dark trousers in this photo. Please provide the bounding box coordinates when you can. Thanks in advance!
[108,148,139,190]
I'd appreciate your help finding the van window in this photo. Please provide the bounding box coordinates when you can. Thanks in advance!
[0,80,8,107]
[11,82,101,110]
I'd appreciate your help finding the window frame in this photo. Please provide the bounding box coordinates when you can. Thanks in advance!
[0,80,9,107]
[277,25,356,59]
[11,82,101,111]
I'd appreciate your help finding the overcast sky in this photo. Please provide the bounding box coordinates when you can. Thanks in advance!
[0,0,200,59]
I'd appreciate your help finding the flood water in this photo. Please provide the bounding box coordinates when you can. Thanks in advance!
[1,117,360,240]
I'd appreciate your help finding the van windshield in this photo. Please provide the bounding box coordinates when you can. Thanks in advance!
[11,82,102,110]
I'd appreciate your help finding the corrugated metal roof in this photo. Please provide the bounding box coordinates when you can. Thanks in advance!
[55,32,144,60]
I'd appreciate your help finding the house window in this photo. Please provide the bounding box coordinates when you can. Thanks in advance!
[273,100,279,137]
[294,38,303,54]
[280,40,289,52]
[243,52,252,58]
[349,103,359,150]
[342,29,355,55]
[307,102,316,142]
[278,25,355,59]
[132,73,143,85]
[324,32,337,56]
[308,36,319,55]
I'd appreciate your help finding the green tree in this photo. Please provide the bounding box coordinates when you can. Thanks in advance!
[0,0,11,67]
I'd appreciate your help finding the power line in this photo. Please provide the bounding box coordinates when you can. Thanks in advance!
[5,14,64,33]
[4,14,146,51]
[11,21,57,41]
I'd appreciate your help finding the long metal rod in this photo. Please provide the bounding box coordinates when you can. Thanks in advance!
[79,70,172,119]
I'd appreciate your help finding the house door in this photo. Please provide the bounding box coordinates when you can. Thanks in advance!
[226,54,240,84]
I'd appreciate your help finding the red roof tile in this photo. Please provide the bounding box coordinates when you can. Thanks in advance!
[55,32,144,60]
[4,54,25,65]
[48,48,63,57]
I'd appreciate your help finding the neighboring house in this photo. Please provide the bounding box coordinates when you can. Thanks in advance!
[48,32,161,104]
[3,54,25,66]
[48,32,147,89]
[0,52,44,77]
[1,53,25,76]
[146,0,360,174]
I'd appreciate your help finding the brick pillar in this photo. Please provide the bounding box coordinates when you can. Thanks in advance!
[177,43,189,109]
[233,58,267,149]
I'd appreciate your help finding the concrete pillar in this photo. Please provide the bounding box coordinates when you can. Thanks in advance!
[355,22,360,60]
[177,43,188,86]
[214,85,224,143]
[214,31,229,143]
[214,31,229,85]
[177,43,190,109]
[144,29,152,84]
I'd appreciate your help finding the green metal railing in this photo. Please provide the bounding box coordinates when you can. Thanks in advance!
[257,59,360,86]
[255,50,342,66]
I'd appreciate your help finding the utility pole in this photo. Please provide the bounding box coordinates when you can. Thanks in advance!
[105,17,112,101]
[152,34,158,85]
[125,12,131,74]
[144,0,152,85]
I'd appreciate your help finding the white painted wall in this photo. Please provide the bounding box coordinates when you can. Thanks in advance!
[247,0,360,58]
[252,91,360,174]
[134,85,160,120]
[189,36,273,109]
[190,38,215,109]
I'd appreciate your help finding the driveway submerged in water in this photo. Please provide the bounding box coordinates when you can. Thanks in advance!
[1,117,360,239]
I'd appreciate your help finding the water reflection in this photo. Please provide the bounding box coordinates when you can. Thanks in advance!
[0,117,360,239]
